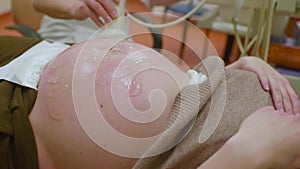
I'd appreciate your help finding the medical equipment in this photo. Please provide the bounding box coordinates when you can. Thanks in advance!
[108,0,278,61]
[232,0,278,61]
[102,0,207,40]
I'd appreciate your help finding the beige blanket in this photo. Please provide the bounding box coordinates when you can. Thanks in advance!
[133,56,273,169]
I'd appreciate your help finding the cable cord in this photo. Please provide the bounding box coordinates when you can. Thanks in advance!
[114,0,277,61]
[127,0,208,29]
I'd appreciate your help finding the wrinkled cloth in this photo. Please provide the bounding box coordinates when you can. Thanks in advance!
[134,56,273,169]
[0,36,41,169]
[0,40,69,90]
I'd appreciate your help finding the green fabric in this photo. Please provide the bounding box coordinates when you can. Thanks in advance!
[0,36,42,169]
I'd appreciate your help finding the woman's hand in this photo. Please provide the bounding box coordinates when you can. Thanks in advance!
[227,56,300,114]
[230,106,300,168]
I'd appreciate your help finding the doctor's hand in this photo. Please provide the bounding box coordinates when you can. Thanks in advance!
[227,56,300,114]
[73,0,119,27]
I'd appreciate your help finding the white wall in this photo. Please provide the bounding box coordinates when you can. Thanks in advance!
[0,0,11,14]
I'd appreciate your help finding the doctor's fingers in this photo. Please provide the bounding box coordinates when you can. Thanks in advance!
[79,3,104,27]
[96,0,119,18]
[84,0,118,24]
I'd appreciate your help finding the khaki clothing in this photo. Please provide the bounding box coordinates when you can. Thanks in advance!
[0,36,41,169]
[134,56,273,169]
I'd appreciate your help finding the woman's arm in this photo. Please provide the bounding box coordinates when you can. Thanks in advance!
[32,0,119,27]
[199,106,300,169]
